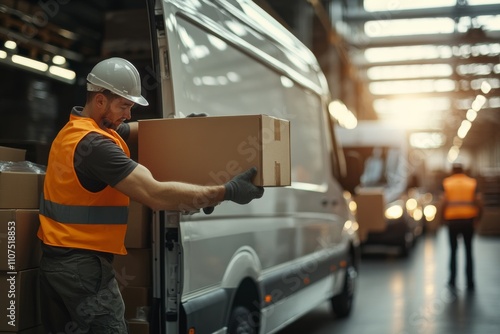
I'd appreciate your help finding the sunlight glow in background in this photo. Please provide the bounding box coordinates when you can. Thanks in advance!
[361,0,499,137]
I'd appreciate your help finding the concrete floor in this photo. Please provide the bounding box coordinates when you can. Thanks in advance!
[277,227,500,334]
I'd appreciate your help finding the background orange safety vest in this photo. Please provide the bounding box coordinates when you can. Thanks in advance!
[38,114,130,255]
[442,173,478,220]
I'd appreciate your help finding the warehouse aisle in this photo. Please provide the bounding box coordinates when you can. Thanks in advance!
[278,227,500,334]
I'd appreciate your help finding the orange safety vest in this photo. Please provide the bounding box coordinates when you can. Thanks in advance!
[442,173,478,220]
[38,114,130,255]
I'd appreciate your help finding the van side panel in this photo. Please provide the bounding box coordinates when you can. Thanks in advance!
[159,1,355,332]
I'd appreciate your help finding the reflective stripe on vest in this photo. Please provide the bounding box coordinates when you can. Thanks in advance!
[40,196,128,225]
[446,200,476,206]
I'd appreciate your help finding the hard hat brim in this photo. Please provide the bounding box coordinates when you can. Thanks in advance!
[127,94,149,106]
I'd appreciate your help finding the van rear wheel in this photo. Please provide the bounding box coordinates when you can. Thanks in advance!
[331,260,357,318]
[227,306,258,334]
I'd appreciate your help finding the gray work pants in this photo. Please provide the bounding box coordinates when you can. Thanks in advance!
[39,250,128,333]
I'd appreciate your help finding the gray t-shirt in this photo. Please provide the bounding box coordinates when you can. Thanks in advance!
[71,107,138,192]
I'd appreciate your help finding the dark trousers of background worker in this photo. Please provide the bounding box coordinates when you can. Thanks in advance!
[446,218,475,289]
[39,250,128,333]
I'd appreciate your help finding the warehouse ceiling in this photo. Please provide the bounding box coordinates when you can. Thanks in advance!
[261,0,500,157]
[0,0,499,156]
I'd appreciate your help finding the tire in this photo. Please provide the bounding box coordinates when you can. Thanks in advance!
[227,306,258,334]
[331,260,357,318]
[400,232,413,257]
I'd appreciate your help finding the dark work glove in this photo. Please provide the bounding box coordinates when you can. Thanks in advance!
[186,112,208,117]
[224,167,265,204]
[203,206,215,215]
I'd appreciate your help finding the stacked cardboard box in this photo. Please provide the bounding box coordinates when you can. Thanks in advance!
[114,200,152,334]
[0,146,44,333]
[353,187,387,242]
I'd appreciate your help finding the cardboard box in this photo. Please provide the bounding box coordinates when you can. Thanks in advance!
[0,210,42,271]
[0,269,40,332]
[121,286,151,321]
[138,115,290,187]
[0,146,26,162]
[0,146,45,209]
[354,187,387,242]
[125,201,151,249]
[127,320,149,334]
[113,249,152,288]
[0,173,45,209]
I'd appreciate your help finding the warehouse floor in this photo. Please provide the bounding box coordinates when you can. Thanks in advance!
[278,227,500,334]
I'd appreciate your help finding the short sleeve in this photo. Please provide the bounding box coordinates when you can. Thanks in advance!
[75,132,138,192]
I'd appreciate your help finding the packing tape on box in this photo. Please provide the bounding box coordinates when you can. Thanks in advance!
[274,118,281,141]
[275,161,281,186]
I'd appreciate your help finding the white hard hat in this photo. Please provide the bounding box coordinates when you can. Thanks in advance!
[87,57,149,106]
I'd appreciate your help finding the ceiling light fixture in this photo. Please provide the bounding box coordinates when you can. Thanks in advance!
[49,65,76,82]
[329,100,358,129]
[471,94,487,111]
[457,120,472,139]
[4,40,17,50]
[0,54,75,84]
[447,146,460,163]
[52,55,66,65]
[11,55,48,72]
[466,109,478,122]
[481,81,492,94]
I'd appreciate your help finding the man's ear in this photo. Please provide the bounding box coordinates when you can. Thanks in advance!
[94,93,107,109]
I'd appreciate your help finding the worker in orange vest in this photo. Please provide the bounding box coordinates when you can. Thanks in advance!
[441,162,482,291]
[37,57,264,333]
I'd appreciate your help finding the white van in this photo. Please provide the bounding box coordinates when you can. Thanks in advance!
[335,121,424,256]
[115,0,360,333]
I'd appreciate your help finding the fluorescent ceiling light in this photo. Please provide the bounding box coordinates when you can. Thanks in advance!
[369,79,455,95]
[489,97,500,108]
[472,78,499,91]
[364,0,455,11]
[49,65,76,81]
[409,132,446,149]
[52,55,66,65]
[456,15,500,32]
[4,40,17,49]
[374,97,451,113]
[447,146,460,163]
[481,81,492,94]
[367,64,452,80]
[0,50,6,59]
[11,55,48,72]
[373,97,449,129]
[457,63,494,76]
[365,18,455,37]
[457,120,472,139]
[469,0,500,6]
[466,109,478,122]
[471,95,487,111]
[365,45,452,63]
[328,100,358,129]
[474,15,500,31]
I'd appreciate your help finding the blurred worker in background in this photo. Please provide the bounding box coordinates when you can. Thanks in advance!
[441,162,483,291]
[37,57,264,333]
